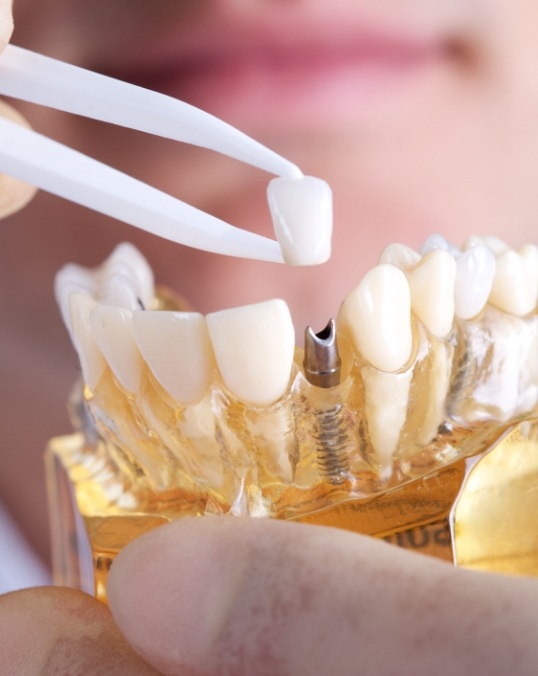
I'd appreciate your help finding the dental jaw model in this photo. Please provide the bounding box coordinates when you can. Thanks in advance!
[49,230,538,602]
[10,43,536,599]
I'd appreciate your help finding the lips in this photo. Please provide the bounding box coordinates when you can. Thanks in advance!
[93,16,456,130]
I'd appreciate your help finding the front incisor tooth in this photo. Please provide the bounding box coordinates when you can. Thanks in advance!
[90,305,143,393]
[97,272,141,311]
[206,299,295,406]
[54,265,97,338]
[489,248,538,316]
[133,311,215,405]
[101,243,155,308]
[454,246,496,320]
[267,176,332,266]
[406,249,456,338]
[69,293,106,391]
[338,264,412,373]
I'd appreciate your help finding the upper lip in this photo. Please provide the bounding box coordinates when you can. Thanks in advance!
[93,10,461,84]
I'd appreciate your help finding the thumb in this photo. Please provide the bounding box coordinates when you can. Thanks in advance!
[0,0,13,52]
[0,100,37,218]
[108,517,538,676]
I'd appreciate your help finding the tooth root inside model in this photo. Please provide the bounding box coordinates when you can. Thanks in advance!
[267,176,332,266]
[69,292,106,391]
[206,299,295,406]
[362,366,412,469]
[406,250,456,338]
[338,264,412,373]
[132,310,215,405]
[489,247,538,317]
[90,305,143,394]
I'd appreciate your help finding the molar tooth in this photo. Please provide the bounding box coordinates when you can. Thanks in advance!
[69,293,106,390]
[90,305,143,393]
[464,235,509,255]
[406,250,456,338]
[267,176,332,266]
[378,243,420,269]
[420,234,461,257]
[133,311,215,405]
[206,299,295,406]
[454,246,496,320]
[520,244,538,301]
[489,248,537,316]
[338,264,412,373]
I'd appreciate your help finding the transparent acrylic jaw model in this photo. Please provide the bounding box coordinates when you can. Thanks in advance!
[47,282,538,603]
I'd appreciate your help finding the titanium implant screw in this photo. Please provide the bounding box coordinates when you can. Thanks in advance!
[304,319,351,485]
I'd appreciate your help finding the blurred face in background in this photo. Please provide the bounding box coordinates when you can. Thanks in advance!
[3,0,538,559]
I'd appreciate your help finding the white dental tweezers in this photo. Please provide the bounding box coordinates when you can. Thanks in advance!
[0,45,304,263]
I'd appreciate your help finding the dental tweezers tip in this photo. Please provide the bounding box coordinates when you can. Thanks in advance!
[303,318,341,388]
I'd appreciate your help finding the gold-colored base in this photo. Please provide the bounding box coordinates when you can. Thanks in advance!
[46,420,538,603]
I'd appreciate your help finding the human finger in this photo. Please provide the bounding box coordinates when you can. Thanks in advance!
[0,586,161,675]
[0,0,13,52]
[0,100,37,218]
[108,517,538,676]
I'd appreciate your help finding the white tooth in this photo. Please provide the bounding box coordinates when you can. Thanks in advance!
[420,234,461,257]
[69,293,106,390]
[463,235,509,255]
[267,176,332,266]
[133,311,215,405]
[489,248,537,316]
[520,244,538,301]
[54,264,96,337]
[101,243,155,308]
[97,272,140,310]
[377,243,420,269]
[454,246,496,320]
[338,264,412,373]
[362,367,412,469]
[407,250,456,338]
[90,305,143,393]
[206,299,295,406]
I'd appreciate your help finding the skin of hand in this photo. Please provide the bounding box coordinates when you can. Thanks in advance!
[3,518,538,676]
[0,0,11,49]
[0,0,36,218]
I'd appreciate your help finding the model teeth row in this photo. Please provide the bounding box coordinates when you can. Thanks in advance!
[340,235,538,374]
[56,236,538,415]
[56,243,296,407]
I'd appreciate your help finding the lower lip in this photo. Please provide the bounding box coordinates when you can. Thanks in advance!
[112,42,451,132]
